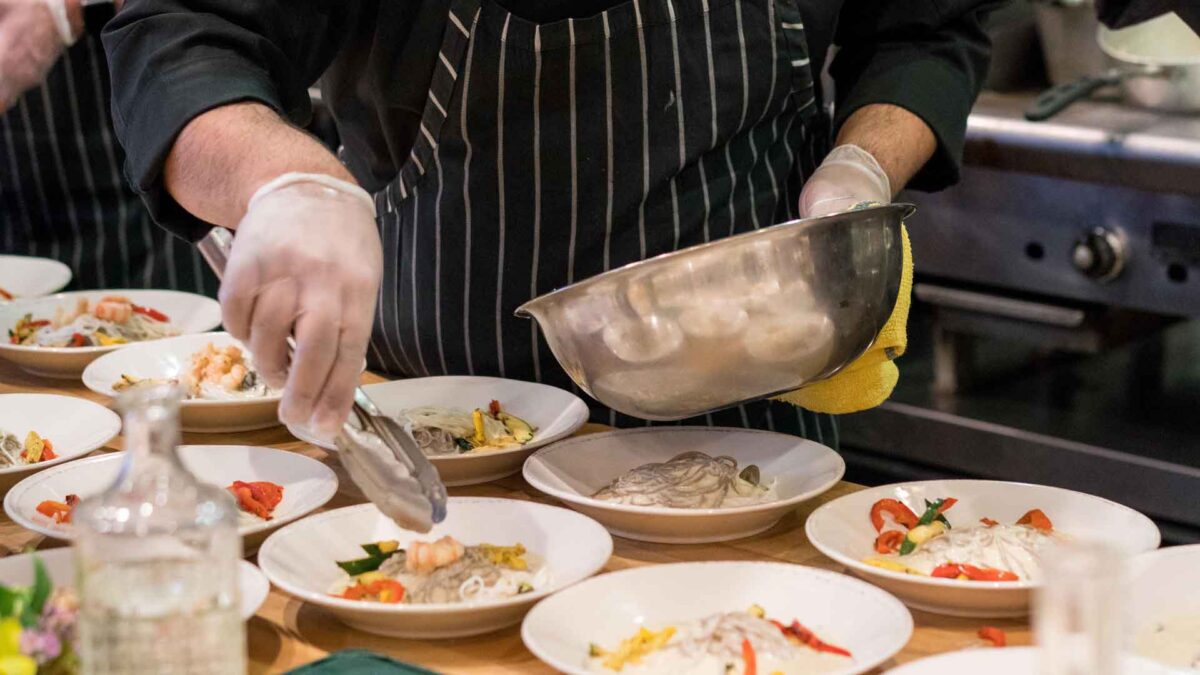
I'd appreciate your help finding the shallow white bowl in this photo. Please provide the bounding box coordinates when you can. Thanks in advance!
[0,394,121,493]
[0,289,221,378]
[1129,544,1200,671]
[0,547,268,620]
[0,255,73,301]
[257,498,613,639]
[523,426,845,543]
[806,479,1161,618]
[82,332,282,433]
[289,376,589,486]
[522,561,913,675]
[885,647,1178,674]
[4,445,338,553]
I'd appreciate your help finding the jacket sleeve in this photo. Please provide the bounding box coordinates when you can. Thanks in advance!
[102,0,359,240]
[829,0,1004,192]
[1094,0,1200,30]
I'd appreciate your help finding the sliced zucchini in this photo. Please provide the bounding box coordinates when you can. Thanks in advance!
[498,412,535,443]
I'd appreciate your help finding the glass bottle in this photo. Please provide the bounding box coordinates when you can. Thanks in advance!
[74,385,245,674]
[1035,539,1127,675]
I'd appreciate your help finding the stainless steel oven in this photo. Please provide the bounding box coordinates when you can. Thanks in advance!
[840,92,1200,543]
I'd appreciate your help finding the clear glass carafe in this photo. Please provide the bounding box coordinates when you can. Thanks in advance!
[74,385,245,674]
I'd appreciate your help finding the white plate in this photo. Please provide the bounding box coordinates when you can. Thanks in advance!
[886,647,1180,674]
[522,426,845,543]
[0,255,73,301]
[0,547,268,621]
[806,479,1161,618]
[1129,544,1200,671]
[522,561,913,675]
[0,289,221,378]
[257,498,613,639]
[0,394,121,493]
[4,445,338,553]
[289,376,589,486]
[82,332,282,433]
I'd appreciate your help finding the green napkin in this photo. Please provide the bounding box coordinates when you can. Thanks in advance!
[284,649,442,675]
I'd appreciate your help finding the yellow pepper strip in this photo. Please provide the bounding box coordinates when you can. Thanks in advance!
[863,558,923,575]
[471,409,487,446]
[478,543,528,570]
[598,626,677,671]
[22,431,44,463]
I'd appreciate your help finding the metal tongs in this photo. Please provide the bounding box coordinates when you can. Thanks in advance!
[198,228,448,532]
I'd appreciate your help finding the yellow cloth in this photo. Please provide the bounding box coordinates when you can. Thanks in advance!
[775,223,912,415]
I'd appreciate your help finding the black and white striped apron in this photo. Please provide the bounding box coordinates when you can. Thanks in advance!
[366,0,839,446]
[0,36,217,296]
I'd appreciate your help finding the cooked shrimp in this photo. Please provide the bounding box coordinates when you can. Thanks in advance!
[406,536,465,574]
[203,353,233,380]
[93,297,133,323]
[219,364,247,391]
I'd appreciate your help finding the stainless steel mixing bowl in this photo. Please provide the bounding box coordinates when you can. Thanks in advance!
[516,203,911,420]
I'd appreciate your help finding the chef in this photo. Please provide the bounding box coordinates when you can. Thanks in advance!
[0,0,216,295]
[103,0,998,442]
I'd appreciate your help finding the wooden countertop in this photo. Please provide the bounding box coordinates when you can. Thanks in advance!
[0,359,1030,673]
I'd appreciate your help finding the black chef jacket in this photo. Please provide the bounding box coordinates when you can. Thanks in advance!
[103,0,1002,240]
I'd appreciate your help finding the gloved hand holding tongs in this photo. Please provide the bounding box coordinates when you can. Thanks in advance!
[196,174,447,532]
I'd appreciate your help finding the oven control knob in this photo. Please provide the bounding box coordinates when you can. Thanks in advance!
[1072,227,1126,282]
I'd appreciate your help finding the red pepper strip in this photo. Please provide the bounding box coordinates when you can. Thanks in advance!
[930,563,1019,582]
[775,620,853,658]
[70,333,88,347]
[41,439,56,461]
[246,481,284,511]
[978,626,1007,647]
[368,579,405,603]
[937,498,958,514]
[930,563,965,579]
[227,480,285,520]
[1016,509,1053,532]
[980,517,999,527]
[26,320,50,328]
[131,304,170,322]
[869,499,919,532]
[960,564,1020,582]
[335,578,406,604]
[742,638,757,675]
[36,500,73,524]
[874,530,906,554]
[489,399,502,416]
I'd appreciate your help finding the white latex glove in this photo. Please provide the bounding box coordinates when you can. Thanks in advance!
[223,173,382,440]
[0,0,74,111]
[798,144,892,218]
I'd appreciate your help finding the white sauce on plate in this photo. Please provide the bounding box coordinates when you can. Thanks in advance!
[1136,615,1200,670]
[588,611,850,675]
[897,524,1057,580]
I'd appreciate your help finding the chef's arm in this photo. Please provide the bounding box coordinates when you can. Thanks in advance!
[102,0,359,239]
[164,102,353,229]
[834,104,937,198]
[830,0,1004,191]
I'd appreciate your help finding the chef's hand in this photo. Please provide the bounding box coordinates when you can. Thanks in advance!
[798,144,892,219]
[222,173,382,440]
[0,0,78,111]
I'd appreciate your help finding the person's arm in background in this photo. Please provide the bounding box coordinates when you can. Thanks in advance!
[800,0,1003,217]
[104,0,380,438]
[0,0,88,110]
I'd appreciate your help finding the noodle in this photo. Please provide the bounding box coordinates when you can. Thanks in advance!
[592,451,776,509]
